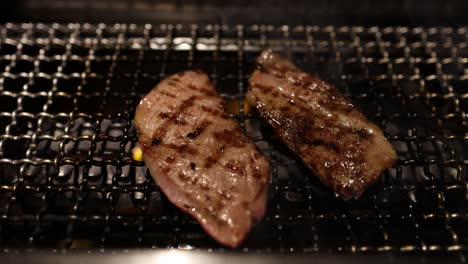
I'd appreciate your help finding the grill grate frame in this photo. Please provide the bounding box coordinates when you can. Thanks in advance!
[0,23,466,258]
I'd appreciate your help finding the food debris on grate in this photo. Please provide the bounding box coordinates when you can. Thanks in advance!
[0,23,466,258]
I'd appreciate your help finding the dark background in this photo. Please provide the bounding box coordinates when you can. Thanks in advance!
[1,0,467,25]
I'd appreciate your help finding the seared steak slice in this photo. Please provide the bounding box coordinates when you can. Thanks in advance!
[135,70,270,247]
[247,50,396,199]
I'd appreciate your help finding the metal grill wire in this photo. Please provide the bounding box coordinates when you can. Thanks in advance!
[0,23,466,257]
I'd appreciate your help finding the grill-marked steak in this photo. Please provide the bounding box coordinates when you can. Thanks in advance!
[247,50,396,199]
[135,70,270,247]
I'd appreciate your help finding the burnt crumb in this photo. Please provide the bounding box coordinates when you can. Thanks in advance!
[217,145,225,152]
[187,120,210,139]
[187,131,198,139]
[356,129,372,139]
[166,155,175,163]
[151,138,161,145]
[190,162,196,170]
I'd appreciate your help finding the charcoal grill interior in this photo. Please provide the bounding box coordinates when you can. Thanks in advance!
[0,23,467,261]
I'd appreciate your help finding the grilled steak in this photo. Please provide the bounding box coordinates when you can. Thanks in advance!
[247,50,396,199]
[135,70,270,247]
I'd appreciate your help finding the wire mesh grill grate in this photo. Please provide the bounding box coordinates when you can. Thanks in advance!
[0,23,466,258]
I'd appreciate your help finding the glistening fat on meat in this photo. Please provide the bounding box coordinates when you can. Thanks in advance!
[247,50,397,199]
[135,70,270,247]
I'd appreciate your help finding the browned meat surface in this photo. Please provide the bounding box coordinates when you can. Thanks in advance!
[135,70,270,247]
[248,50,397,199]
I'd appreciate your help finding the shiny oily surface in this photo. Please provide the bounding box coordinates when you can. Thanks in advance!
[0,23,465,262]
[134,70,270,247]
[248,50,396,199]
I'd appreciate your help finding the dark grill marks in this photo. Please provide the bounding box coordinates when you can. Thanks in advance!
[160,90,176,98]
[152,95,198,141]
[213,129,246,148]
[187,84,217,97]
[255,68,352,115]
[159,112,186,125]
[306,138,340,152]
[176,96,198,118]
[187,120,211,139]
[135,70,271,247]
[249,50,396,199]
[203,128,246,168]
[151,138,161,145]
[159,112,173,119]
[200,105,230,119]
[200,105,222,116]
[255,78,370,159]
[166,143,198,155]
[252,81,311,116]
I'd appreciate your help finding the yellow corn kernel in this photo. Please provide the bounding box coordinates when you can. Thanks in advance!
[132,146,143,161]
